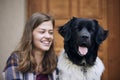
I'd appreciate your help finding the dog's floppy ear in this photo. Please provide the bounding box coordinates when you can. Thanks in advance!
[96,23,109,44]
[58,17,76,41]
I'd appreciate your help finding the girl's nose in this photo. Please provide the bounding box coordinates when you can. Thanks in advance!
[45,32,52,38]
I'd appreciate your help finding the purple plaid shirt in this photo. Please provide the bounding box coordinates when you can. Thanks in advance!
[3,53,58,80]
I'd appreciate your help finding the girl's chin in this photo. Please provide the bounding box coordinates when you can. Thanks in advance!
[41,47,50,51]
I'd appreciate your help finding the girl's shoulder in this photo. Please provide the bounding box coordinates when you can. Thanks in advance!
[3,52,19,71]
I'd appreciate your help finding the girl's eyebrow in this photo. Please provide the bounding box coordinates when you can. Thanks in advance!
[37,28,44,30]
[37,28,53,31]
[37,28,46,31]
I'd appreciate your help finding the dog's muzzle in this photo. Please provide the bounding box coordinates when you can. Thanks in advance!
[77,27,91,56]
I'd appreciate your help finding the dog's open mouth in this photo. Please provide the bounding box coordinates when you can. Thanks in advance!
[78,42,88,56]
[78,46,88,56]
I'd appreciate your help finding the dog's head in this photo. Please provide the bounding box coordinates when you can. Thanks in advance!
[58,17,108,66]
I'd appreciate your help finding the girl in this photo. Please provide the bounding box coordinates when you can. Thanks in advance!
[3,12,57,80]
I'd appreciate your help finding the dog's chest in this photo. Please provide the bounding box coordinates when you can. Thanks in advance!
[58,66,99,80]
[57,53,104,80]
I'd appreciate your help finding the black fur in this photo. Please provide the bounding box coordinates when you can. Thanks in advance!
[58,17,108,66]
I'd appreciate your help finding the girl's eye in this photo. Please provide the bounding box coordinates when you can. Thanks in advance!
[49,31,53,35]
[38,31,45,34]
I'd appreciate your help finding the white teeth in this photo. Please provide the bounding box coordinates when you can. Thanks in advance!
[42,41,50,44]
[43,42,49,44]
[42,41,48,43]
[43,41,49,43]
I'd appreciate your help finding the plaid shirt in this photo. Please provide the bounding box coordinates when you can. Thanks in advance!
[2,53,58,80]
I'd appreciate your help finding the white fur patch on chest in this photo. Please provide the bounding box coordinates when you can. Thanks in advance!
[57,51,105,80]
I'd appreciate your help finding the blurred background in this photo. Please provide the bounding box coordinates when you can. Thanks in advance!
[0,0,119,80]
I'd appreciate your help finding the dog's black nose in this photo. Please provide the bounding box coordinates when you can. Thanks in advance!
[81,35,89,40]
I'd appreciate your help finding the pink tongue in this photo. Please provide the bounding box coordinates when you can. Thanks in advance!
[78,47,88,56]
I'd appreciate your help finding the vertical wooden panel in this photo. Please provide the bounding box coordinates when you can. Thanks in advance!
[78,0,102,18]
[28,0,46,17]
[48,0,70,19]
[70,0,78,17]
[107,0,120,80]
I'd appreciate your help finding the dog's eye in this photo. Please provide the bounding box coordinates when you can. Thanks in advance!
[76,26,83,31]
[88,27,95,32]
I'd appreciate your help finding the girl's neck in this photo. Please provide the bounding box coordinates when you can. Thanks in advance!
[33,49,45,66]
[33,49,45,74]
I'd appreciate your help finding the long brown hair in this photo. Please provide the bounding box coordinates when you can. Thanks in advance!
[14,12,57,74]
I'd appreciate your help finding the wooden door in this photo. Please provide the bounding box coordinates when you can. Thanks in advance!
[107,0,120,80]
[27,0,120,80]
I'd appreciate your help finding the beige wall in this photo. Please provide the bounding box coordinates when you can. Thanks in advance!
[0,0,26,79]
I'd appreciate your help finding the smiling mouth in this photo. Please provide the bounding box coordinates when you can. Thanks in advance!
[41,40,51,46]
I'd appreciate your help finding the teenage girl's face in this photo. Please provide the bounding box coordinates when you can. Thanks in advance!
[32,21,53,51]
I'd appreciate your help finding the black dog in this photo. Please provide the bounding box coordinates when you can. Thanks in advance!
[57,17,108,80]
